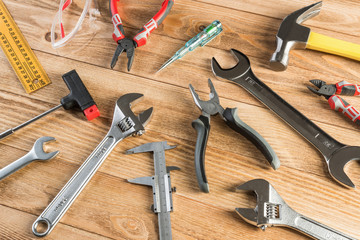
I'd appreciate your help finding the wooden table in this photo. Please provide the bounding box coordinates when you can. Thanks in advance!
[0,0,359,239]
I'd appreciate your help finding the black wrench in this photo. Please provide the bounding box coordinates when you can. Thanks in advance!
[212,49,359,188]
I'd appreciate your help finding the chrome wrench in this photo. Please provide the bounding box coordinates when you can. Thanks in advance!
[0,136,59,181]
[32,93,153,237]
[236,179,357,240]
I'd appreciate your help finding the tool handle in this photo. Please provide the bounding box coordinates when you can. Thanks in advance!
[307,32,360,62]
[0,152,33,180]
[133,0,174,47]
[222,108,280,170]
[291,214,356,240]
[61,70,100,121]
[335,81,360,96]
[110,0,125,42]
[328,95,360,124]
[191,115,210,193]
[32,135,118,237]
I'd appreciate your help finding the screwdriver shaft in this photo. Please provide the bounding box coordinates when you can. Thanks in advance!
[0,104,62,140]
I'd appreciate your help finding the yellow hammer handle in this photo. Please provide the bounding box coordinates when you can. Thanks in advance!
[307,32,360,61]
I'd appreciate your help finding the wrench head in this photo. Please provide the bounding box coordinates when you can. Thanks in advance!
[211,49,251,82]
[112,93,153,138]
[235,179,288,228]
[32,136,59,160]
[189,79,223,116]
[328,146,360,188]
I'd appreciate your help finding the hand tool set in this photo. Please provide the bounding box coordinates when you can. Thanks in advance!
[308,80,360,125]
[0,0,359,239]
[189,79,279,193]
[127,141,180,240]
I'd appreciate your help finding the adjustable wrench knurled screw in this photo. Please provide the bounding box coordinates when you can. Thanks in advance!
[236,179,357,240]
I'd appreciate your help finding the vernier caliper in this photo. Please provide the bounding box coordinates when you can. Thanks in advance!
[127,141,180,240]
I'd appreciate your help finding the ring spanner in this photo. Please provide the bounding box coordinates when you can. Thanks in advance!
[212,49,360,188]
[0,136,59,181]
[236,179,357,240]
[32,93,153,237]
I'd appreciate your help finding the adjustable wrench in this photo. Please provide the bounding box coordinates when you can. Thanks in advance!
[0,136,59,181]
[236,179,357,240]
[212,49,360,188]
[32,93,153,237]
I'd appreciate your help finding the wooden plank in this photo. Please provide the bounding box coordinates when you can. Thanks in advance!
[0,0,359,239]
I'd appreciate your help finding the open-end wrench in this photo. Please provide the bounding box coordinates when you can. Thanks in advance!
[32,93,153,237]
[235,179,357,240]
[0,136,59,181]
[212,49,360,188]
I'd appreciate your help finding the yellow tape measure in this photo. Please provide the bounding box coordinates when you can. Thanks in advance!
[0,0,51,93]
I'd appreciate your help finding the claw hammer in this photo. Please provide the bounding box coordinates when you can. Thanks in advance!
[270,1,360,71]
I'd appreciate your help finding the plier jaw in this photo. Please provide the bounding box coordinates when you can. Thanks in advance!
[111,38,136,71]
[307,79,336,99]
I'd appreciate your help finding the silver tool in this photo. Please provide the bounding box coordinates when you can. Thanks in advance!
[0,136,59,181]
[32,93,153,237]
[236,179,357,240]
[127,141,180,240]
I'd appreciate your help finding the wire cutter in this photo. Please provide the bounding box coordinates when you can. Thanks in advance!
[308,80,360,125]
[109,0,174,71]
[189,79,280,193]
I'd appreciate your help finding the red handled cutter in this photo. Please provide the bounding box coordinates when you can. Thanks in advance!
[308,79,360,124]
[110,0,174,71]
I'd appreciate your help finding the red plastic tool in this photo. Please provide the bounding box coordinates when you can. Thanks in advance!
[109,0,174,70]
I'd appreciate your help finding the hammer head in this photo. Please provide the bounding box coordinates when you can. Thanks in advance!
[270,1,322,71]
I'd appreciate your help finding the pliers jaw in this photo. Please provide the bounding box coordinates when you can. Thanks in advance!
[189,79,224,117]
[111,38,136,71]
[307,79,336,99]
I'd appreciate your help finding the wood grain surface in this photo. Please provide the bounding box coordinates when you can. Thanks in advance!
[0,0,359,239]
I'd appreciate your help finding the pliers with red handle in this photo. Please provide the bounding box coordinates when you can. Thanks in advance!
[110,0,174,71]
[308,79,360,124]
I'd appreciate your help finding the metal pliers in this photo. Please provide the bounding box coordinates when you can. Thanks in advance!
[308,80,360,124]
[189,79,280,193]
[109,0,174,71]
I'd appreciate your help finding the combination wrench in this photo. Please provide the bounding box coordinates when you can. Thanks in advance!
[32,93,153,237]
[0,136,59,181]
[236,179,357,240]
[211,49,360,188]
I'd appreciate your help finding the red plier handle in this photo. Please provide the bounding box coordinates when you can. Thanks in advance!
[335,80,360,96]
[110,0,174,47]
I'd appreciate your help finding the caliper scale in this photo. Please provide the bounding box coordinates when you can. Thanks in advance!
[127,141,180,240]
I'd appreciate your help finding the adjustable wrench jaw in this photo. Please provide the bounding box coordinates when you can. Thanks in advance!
[109,93,153,141]
[235,179,297,229]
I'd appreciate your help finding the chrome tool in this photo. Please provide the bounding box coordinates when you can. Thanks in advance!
[236,179,357,240]
[0,137,59,181]
[32,93,153,237]
[127,141,179,240]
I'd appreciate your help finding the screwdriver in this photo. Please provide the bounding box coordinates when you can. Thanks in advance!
[157,20,223,72]
[0,70,100,140]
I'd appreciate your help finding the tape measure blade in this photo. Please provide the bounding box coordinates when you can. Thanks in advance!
[0,0,51,93]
